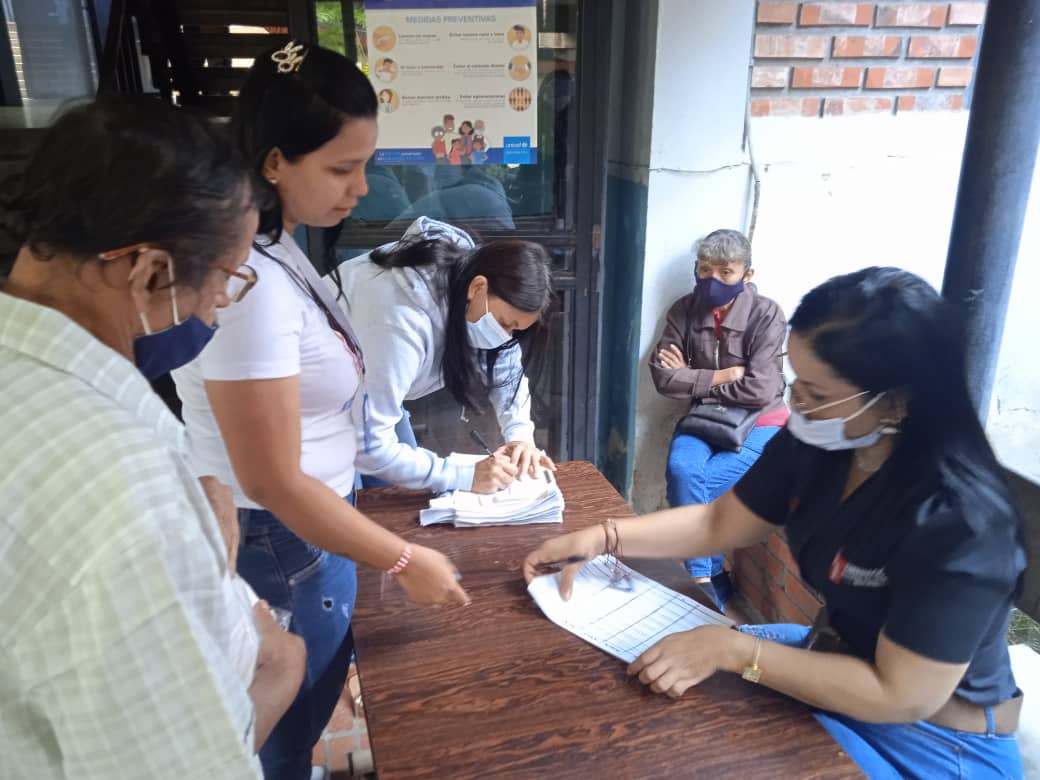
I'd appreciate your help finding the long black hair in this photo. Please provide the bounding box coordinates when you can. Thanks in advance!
[0,96,261,285]
[789,267,1015,520]
[371,236,554,410]
[232,42,377,291]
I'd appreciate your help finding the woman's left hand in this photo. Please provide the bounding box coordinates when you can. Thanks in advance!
[503,440,557,478]
[627,625,746,698]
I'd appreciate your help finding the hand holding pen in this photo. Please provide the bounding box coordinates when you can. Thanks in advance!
[473,430,556,481]
[469,429,518,493]
[523,524,606,600]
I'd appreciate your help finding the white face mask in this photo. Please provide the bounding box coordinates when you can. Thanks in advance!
[787,390,889,451]
[466,290,512,350]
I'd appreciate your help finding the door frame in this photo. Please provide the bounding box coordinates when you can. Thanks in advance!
[306,0,612,462]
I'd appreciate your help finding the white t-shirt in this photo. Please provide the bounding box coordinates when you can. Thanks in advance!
[174,232,362,509]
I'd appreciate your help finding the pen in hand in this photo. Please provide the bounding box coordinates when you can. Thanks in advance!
[534,555,588,571]
[470,429,494,456]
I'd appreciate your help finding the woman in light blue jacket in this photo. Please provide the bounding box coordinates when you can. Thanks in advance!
[337,217,555,494]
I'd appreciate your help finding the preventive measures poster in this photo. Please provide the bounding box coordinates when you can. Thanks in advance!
[365,0,538,165]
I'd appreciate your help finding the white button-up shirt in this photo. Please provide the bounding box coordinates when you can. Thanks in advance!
[0,292,262,779]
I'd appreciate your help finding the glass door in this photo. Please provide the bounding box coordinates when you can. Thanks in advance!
[315,0,607,462]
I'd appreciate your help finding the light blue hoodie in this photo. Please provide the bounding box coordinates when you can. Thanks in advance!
[333,217,535,492]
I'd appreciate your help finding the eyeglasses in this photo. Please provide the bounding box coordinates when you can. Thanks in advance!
[97,243,258,303]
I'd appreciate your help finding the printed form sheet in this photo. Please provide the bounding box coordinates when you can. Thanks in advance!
[528,556,734,663]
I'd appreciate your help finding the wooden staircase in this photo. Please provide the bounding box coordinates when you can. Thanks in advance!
[99,0,317,118]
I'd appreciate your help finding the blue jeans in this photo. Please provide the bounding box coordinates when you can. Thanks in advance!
[238,497,358,780]
[737,624,1024,779]
[666,425,781,579]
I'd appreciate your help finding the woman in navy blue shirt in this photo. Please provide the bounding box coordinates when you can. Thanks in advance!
[526,267,1025,779]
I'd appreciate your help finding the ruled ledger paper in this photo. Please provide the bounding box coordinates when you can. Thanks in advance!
[528,556,735,662]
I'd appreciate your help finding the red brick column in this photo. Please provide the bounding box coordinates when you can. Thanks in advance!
[732,531,823,624]
[752,2,987,117]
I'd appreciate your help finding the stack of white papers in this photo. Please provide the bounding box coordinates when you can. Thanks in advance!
[528,556,734,662]
[420,453,565,528]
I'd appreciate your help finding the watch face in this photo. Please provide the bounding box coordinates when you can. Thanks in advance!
[741,666,762,683]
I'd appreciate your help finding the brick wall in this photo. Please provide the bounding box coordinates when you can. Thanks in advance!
[733,531,824,625]
[752,2,986,117]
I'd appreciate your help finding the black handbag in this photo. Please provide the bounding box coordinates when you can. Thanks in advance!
[677,403,761,452]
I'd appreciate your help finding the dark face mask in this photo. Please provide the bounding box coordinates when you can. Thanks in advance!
[695,276,745,309]
[134,316,217,380]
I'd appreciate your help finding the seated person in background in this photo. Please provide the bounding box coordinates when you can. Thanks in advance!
[0,98,303,778]
[649,229,787,611]
[528,267,1025,779]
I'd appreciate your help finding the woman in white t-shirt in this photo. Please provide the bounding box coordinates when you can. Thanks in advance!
[173,42,469,780]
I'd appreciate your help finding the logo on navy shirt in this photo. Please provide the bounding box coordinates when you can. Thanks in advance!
[829,549,889,588]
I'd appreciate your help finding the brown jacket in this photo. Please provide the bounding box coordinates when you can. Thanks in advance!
[649,285,787,413]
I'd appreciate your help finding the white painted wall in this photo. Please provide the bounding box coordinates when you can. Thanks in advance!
[630,0,756,512]
[629,8,1038,509]
[749,113,1040,482]
[989,161,1040,482]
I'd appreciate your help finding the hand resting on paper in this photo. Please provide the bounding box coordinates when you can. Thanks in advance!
[502,440,557,479]
[627,625,741,699]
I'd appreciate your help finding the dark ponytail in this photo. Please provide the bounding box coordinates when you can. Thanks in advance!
[233,42,377,290]
[372,236,554,411]
[789,267,1015,521]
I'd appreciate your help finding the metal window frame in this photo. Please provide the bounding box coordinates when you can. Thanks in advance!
[307,0,612,463]
[0,0,22,106]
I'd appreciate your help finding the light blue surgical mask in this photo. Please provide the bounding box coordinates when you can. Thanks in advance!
[787,390,891,451]
[466,291,512,350]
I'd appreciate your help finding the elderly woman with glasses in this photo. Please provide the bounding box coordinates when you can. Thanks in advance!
[0,98,306,778]
[525,267,1026,779]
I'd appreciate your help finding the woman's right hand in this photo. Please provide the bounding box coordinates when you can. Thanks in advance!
[522,526,605,600]
[396,544,471,606]
[471,452,518,493]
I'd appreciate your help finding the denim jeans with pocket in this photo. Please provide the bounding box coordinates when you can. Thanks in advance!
[736,623,1024,779]
[238,496,357,780]
[666,425,781,580]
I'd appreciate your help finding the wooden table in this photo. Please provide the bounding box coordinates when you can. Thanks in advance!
[353,461,861,779]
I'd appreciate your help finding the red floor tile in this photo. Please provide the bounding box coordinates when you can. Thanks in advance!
[324,698,356,736]
[326,734,360,772]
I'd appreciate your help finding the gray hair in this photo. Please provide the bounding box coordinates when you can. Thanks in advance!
[694,229,752,270]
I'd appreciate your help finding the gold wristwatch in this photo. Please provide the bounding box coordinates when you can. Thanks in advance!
[741,637,763,683]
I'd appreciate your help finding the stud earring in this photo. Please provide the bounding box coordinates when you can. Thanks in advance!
[879,416,902,435]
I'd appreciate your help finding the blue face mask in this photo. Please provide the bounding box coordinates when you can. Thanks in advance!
[695,276,745,309]
[130,255,220,379]
[134,316,218,380]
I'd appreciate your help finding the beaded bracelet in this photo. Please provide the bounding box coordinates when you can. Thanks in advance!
[387,545,412,575]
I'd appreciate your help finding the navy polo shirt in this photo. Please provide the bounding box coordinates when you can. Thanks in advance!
[734,429,1026,706]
